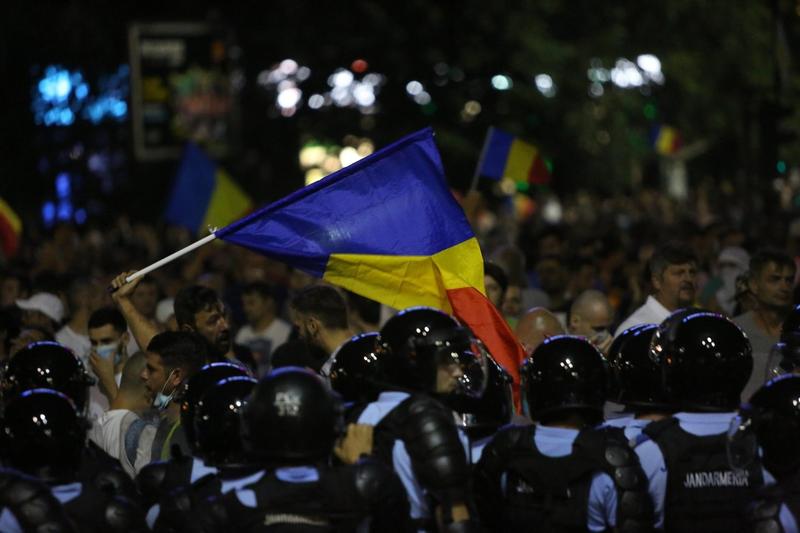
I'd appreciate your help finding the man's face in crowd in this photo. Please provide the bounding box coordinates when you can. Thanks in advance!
[570,303,614,342]
[141,351,177,397]
[242,292,270,324]
[484,275,504,309]
[292,310,322,349]
[750,262,796,310]
[88,323,127,358]
[436,359,464,395]
[191,302,231,356]
[653,262,697,310]
[131,282,158,319]
[21,310,54,332]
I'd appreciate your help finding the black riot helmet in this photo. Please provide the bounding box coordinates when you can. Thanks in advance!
[522,335,607,423]
[728,375,800,480]
[376,307,487,398]
[607,324,669,411]
[1,388,86,482]
[180,362,249,454]
[241,367,344,464]
[766,332,800,379]
[328,332,384,404]
[195,376,257,467]
[650,308,752,412]
[446,354,513,439]
[2,341,94,412]
[781,305,800,340]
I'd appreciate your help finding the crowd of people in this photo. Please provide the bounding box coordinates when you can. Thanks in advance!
[2,185,800,531]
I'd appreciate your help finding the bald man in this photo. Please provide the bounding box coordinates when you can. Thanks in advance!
[568,290,615,354]
[515,307,565,357]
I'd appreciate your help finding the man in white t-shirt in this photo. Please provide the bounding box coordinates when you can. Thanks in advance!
[55,277,106,362]
[88,351,154,476]
[615,243,698,336]
[235,282,291,375]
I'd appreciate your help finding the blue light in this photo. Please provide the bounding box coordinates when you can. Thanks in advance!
[42,202,56,226]
[112,101,127,117]
[57,200,73,221]
[59,108,74,125]
[75,83,89,100]
[74,208,87,225]
[55,173,71,198]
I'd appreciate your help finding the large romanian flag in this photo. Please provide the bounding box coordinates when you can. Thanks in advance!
[0,198,22,258]
[216,128,526,393]
[165,143,253,235]
[476,127,550,188]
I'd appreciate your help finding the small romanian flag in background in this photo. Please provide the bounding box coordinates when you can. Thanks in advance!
[0,197,22,259]
[215,128,527,397]
[650,124,682,156]
[476,127,551,189]
[165,143,253,234]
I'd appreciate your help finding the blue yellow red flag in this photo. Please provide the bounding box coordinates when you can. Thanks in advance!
[165,143,252,234]
[216,128,527,393]
[476,127,550,187]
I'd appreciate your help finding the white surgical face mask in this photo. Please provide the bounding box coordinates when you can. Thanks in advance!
[152,369,178,410]
[95,342,123,366]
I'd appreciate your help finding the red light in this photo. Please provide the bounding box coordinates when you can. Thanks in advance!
[351,59,368,73]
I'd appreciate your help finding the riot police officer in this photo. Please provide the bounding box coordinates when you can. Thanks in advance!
[136,361,248,506]
[147,375,260,531]
[327,332,384,412]
[1,341,135,497]
[345,306,483,531]
[634,309,761,532]
[474,335,653,532]
[766,304,800,378]
[604,324,671,440]
[158,367,411,532]
[1,388,145,532]
[728,374,800,532]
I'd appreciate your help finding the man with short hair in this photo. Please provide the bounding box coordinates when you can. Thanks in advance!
[87,306,131,420]
[111,272,249,368]
[569,289,615,353]
[139,331,207,464]
[615,243,697,336]
[88,351,154,475]
[289,284,355,377]
[734,249,797,400]
[515,307,565,357]
[235,282,291,375]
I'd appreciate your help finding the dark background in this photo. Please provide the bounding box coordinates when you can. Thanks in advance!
[1,0,799,232]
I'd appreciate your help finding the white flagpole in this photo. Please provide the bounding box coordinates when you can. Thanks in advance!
[123,232,218,284]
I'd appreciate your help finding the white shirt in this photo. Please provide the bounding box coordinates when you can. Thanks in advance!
[615,295,671,337]
[88,408,133,460]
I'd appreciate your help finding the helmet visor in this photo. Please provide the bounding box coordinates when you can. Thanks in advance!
[434,333,488,399]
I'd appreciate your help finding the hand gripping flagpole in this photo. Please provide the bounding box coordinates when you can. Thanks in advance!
[109,228,218,291]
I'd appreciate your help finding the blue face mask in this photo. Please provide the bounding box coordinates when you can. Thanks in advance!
[152,369,178,410]
[96,343,123,366]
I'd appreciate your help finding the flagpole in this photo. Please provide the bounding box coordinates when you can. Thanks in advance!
[122,232,218,284]
[469,126,494,192]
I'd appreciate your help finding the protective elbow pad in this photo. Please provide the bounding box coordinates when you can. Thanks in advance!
[0,469,75,532]
[135,462,170,507]
[401,396,470,501]
[104,496,147,532]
